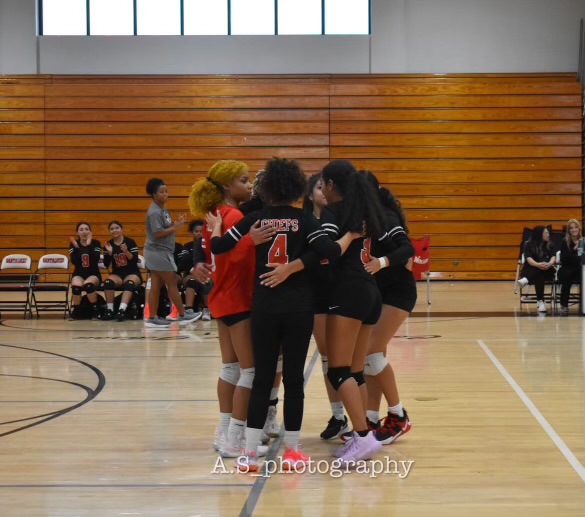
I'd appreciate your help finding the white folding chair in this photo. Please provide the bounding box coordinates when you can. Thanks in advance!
[0,254,33,319]
[29,254,71,319]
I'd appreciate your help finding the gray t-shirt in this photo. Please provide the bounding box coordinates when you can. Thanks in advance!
[145,202,175,252]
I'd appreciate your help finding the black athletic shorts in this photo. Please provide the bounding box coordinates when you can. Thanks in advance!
[218,311,251,327]
[379,271,417,313]
[328,279,382,325]
[73,270,102,283]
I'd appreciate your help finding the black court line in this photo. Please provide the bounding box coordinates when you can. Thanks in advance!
[239,348,320,517]
[0,343,105,438]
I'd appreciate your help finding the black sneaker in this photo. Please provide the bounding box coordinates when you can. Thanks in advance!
[375,409,412,445]
[116,310,126,322]
[102,309,114,321]
[91,304,100,319]
[320,416,349,440]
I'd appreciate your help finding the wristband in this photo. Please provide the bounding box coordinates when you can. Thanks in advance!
[379,257,389,269]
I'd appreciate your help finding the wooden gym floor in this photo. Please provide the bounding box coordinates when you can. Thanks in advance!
[0,281,584,516]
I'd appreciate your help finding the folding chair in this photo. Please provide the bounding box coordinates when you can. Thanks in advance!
[411,236,431,304]
[29,254,71,319]
[0,254,34,319]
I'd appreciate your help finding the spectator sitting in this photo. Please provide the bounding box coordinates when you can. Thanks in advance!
[558,219,583,316]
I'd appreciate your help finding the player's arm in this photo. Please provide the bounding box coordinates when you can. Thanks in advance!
[208,212,259,255]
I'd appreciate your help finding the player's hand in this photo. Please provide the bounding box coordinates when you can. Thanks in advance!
[69,237,79,248]
[192,262,213,283]
[119,242,128,252]
[85,232,93,246]
[349,231,363,240]
[250,220,276,246]
[104,242,113,254]
[205,211,222,232]
[260,263,292,288]
[364,257,382,275]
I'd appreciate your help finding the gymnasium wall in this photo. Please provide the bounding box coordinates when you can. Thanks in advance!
[0,73,582,280]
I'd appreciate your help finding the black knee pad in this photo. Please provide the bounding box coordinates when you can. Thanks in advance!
[186,278,198,290]
[72,286,82,296]
[83,283,96,294]
[123,280,136,293]
[327,366,352,391]
[103,279,116,291]
[352,370,366,387]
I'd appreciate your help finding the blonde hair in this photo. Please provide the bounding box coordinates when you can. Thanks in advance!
[565,218,582,245]
[188,160,248,215]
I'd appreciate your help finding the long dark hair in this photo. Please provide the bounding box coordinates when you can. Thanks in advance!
[361,170,408,233]
[303,173,322,215]
[526,225,552,258]
[321,160,387,238]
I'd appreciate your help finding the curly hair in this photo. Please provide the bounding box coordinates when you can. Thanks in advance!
[188,219,204,233]
[188,160,248,215]
[146,178,166,197]
[257,158,307,206]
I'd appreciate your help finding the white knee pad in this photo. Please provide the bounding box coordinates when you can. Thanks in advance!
[321,355,328,375]
[238,367,255,389]
[364,352,388,376]
[219,362,240,385]
[276,354,283,374]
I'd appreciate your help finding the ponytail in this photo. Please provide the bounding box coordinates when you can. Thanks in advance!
[361,170,408,232]
[341,172,387,238]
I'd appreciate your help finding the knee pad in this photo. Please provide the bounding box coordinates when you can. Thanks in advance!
[72,285,82,296]
[83,283,96,294]
[321,355,328,375]
[364,352,389,376]
[219,362,240,385]
[276,354,283,374]
[352,370,366,386]
[103,279,116,291]
[123,280,136,293]
[327,366,352,391]
[186,278,198,290]
[238,367,255,389]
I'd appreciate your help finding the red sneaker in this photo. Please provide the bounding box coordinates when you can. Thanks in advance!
[374,409,412,445]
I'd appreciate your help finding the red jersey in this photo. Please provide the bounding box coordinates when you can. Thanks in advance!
[201,205,255,318]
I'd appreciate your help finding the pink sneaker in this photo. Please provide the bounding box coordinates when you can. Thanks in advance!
[339,431,382,464]
[332,431,355,458]
[282,448,311,471]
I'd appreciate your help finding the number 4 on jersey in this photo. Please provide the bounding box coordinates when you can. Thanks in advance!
[268,234,289,265]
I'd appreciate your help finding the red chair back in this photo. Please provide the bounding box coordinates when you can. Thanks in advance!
[411,236,430,281]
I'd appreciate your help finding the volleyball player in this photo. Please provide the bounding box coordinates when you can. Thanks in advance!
[69,222,102,319]
[302,173,349,440]
[180,219,211,320]
[207,157,360,472]
[165,242,189,321]
[361,171,415,445]
[102,220,142,322]
[144,178,201,328]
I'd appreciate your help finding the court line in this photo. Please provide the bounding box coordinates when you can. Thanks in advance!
[477,339,585,484]
[239,347,320,517]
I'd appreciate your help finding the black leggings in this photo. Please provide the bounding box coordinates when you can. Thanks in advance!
[522,265,555,300]
[558,266,581,307]
[247,311,314,432]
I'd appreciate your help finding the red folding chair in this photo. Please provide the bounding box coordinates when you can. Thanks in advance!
[411,236,431,304]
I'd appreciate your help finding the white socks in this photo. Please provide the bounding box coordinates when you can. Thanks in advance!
[270,387,279,401]
[107,303,114,311]
[366,410,380,423]
[245,427,263,455]
[331,402,345,420]
[388,402,404,418]
[219,412,231,437]
[284,430,300,451]
[119,302,128,311]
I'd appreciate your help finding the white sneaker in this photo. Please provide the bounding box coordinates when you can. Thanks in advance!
[218,431,269,458]
[177,309,203,326]
[537,300,547,313]
[213,427,225,451]
[202,308,211,321]
[263,406,280,438]
[518,277,529,288]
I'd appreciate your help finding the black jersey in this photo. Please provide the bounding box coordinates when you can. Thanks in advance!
[210,205,342,314]
[174,242,188,273]
[180,239,201,274]
[103,237,140,278]
[370,209,415,289]
[70,239,102,278]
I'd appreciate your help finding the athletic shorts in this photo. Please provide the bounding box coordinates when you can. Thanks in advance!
[218,311,251,327]
[379,272,417,313]
[314,293,329,315]
[72,270,102,283]
[328,280,382,325]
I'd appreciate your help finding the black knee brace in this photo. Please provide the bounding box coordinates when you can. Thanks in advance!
[83,283,96,294]
[352,370,366,387]
[72,286,82,296]
[123,280,136,292]
[103,279,116,291]
[186,278,198,290]
[327,366,352,391]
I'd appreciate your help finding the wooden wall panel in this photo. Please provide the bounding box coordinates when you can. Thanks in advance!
[0,74,582,280]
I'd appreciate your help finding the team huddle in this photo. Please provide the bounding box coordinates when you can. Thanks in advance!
[149,158,417,471]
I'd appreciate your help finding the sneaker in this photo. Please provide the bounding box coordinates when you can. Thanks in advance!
[282,448,311,471]
[219,432,269,458]
[263,406,280,438]
[518,277,529,288]
[177,309,203,326]
[213,427,225,452]
[144,317,171,328]
[143,303,150,320]
[339,431,382,464]
[260,431,270,445]
[91,304,100,319]
[235,451,259,473]
[537,300,547,313]
[332,432,355,458]
[375,409,412,445]
[320,416,349,440]
[102,309,114,321]
[70,306,81,320]
[116,309,126,322]
[202,308,212,321]
[560,306,569,316]
[340,418,378,442]
[166,304,179,321]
